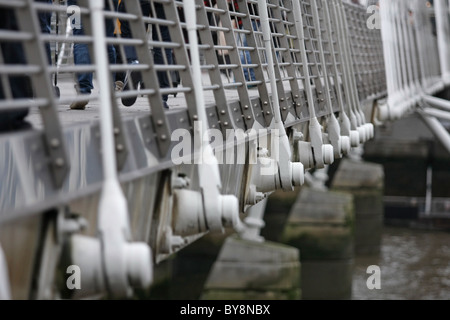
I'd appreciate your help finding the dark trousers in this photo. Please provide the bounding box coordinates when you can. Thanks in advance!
[67,0,117,94]
[36,0,52,65]
[0,7,32,132]
[118,1,173,102]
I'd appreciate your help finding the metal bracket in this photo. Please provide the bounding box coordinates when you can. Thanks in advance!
[235,0,274,127]
[228,100,247,131]
[117,0,172,157]
[195,0,235,133]
[15,0,70,188]
[294,89,309,120]
[206,104,222,131]
[163,0,202,127]
[214,0,262,129]
[77,0,129,169]
[301,0,328,115]
[268,0,300,122]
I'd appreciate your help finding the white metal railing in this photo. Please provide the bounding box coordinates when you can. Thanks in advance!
[378,0,445,121]
[0,0,392,299]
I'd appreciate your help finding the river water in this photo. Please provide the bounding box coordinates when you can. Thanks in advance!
[163,224,450,300]
[352,226,450,300]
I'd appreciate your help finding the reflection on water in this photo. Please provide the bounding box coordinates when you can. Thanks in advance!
[352,227,450,300]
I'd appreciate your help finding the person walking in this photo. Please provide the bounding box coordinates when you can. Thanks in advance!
[67,0,117,110]
[118,0,173,108]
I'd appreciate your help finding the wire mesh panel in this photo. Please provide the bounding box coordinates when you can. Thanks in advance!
[323,0,355,131]
[379,0,444,121]
[264,0,301,122]
[1,0,389,151]
[299,0,328,116]
[320,0,351,118]
[412,0,441,91]
[0,0,69,187]
[364,4,386,99]
[232,0,275,127]
[345,2,370,101]
[198,0,259,130]
[0,0,392,231]
[313,0,339,110]
[268,0,306,120]
[282,0,311,120]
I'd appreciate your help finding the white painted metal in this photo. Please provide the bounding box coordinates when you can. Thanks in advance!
[310,0,344,159]
[0,244,11,300]
[419,112,450,154]
[321,0,352,156]
[70,0,153,298]
[8,0,450,299]
[292,0,335,169]
[183,0,242,233]
[331,0,362,146]
[422,107,450,121]
[256,0,305,191]
[423,95,450,112]
[378,0,447,121]
[239,198,267,243]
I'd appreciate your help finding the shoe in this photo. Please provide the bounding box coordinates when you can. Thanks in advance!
[70,100,89,110]
[121,60,143,107]
[53,86,60,98]
[163,101,169,109]
[115,80,124,92]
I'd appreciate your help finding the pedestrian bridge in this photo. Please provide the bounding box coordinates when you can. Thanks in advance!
[0,0,449,299]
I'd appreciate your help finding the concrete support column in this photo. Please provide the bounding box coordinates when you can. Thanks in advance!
[281,187,355,300]
[260,188,302,243]
[201,235,301,300]
[168,232,230,300]
[331,158,384,255]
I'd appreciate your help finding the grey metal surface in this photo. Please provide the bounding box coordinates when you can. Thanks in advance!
[0,0,393,299]
[0,0,383,211]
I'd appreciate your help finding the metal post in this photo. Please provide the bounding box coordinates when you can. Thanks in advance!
[240,198,267,243]
[292,0,334,169]
[255,0,305,191]
[0,244,11,300]
[292,0,319,120]
[310,0,344,158]
[418,112,450,154]
[423,95,450,111]
[183,0,242,233]
[89,0,152,298]
[258,0,282,126]
[434,0,450,84]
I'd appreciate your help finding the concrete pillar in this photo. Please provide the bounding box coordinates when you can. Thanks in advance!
[281,187,355,300]
[331,158,384,255]
[260,187,302,243]
[168,231,231,300]
[142,258,173,300]
[201,236,301,300]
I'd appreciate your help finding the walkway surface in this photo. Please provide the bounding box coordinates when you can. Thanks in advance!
[27,72,261,129]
